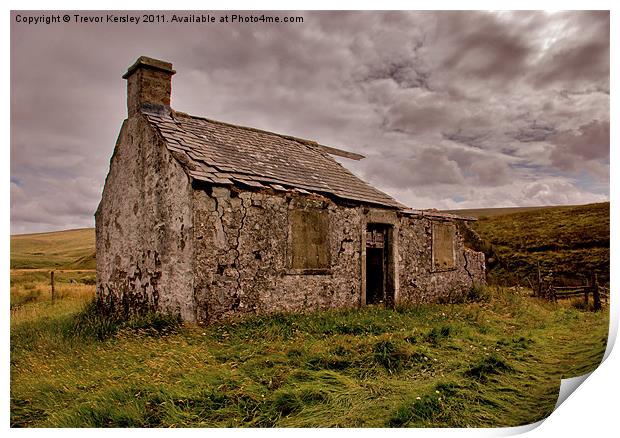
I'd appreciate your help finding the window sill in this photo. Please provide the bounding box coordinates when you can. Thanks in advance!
[286,268,333,276]
[431,267,457,273]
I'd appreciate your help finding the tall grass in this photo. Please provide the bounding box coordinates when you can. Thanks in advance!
[11,270,96,324]
[10,280,608,428]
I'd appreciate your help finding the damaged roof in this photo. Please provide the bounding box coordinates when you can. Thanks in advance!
[143,107,406,209]
[402,209,477,221]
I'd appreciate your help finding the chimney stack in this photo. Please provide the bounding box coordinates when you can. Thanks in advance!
[123,56,175,117]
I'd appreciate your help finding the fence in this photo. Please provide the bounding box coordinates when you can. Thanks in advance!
[549,273,608,311]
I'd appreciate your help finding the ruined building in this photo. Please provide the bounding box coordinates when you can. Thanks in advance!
[96,56,485,323]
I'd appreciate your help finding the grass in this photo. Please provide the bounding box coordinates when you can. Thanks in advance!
[467,202,609,285]
[10,280,608,428]
[10,270,96,324]
[10,228,96,269]
[10,203,610,427]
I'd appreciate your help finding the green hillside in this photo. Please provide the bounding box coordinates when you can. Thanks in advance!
[467,203,609,285]
[443,206,574,219]
[11,228,96,269]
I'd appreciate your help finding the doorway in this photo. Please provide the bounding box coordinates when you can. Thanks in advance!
[365,224,394,306]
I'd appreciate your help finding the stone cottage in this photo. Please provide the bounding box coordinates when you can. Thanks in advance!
[95,56,485,323]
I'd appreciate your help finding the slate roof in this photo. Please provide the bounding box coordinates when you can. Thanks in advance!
[143,108,406,209]
[402,209,476,221]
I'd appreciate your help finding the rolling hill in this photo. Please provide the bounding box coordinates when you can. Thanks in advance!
[10,228,96,269]
[442,205,577,219]
[456,202,610,285]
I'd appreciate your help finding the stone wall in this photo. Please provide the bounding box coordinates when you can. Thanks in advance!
[192,187,365,323]
[189,186,485,322]
[95,114,195,320]
[398,215,486,304]
[97,116,485,323]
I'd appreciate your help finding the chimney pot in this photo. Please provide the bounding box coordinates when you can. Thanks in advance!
[123,56,175,117]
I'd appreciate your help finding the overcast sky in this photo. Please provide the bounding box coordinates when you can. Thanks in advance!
[10,10,609,234]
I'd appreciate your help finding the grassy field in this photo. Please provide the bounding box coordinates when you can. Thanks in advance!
[464,202,610,286]
[10,275,608,428]
[9,204,610,427]
[10,270,96,317]
[11,228,95,269]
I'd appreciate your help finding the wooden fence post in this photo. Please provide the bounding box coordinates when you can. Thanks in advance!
[537,261,542,297]
[592,272,601,312]
[50,270,55,304]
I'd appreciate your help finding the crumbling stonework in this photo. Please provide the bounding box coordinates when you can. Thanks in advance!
[398,216,486,304]
[98,140,484,323]
[192,187,364,322]
[187,187,486,321]
[95,115,194,320]
[96,56,486,324]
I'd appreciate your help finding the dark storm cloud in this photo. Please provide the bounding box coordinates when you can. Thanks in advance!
[549,120,610,174]
[434,11,534,82]
[509,123,557,143]
[531,11,610,90]
[10,10,609,233]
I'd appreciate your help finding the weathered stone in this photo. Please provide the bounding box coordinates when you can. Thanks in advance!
[96,56,486,324]
[123,56,175,117]
[95,116,194,321]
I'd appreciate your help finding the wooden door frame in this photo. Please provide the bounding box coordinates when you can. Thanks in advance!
[361,209,400,307]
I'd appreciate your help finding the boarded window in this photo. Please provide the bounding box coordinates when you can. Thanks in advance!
[432,222,456,270]
[290,209,330,271]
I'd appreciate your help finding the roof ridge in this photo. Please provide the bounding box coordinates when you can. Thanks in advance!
[172,110,318,145]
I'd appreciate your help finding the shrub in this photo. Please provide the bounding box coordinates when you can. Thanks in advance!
[71,300,122,341]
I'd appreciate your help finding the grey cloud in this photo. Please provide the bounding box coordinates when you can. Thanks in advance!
[436,11,533,82]
[361,148,465,188]
[10,10,609,233]
[445,147,515,187]
[549,120,609,174]
[509,123,557,143]
[531,11,609,90]
[383,91,458,135]
[469,159,512,187]
[534,40,609,88]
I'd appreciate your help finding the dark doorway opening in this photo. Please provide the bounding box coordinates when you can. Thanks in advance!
[365,224,394,306]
